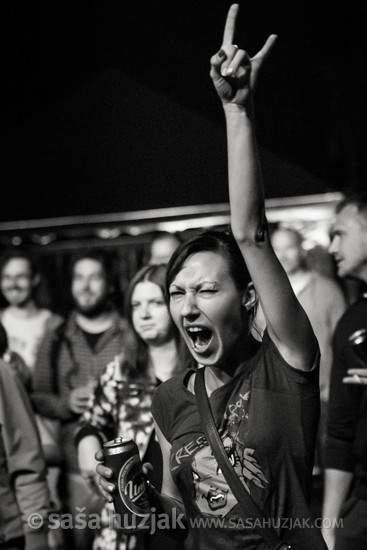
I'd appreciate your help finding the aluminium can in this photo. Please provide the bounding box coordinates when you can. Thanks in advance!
[103,437,151,532]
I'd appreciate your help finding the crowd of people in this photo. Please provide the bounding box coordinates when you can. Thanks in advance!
[0,4,366,550]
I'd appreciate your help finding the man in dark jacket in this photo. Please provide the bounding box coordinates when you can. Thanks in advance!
[322,191,367,550]
[32,248,126,550]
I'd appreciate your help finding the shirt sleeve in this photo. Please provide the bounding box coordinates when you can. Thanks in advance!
[31,329,73,420]
[324,325,362,472]
[151,374,183,442]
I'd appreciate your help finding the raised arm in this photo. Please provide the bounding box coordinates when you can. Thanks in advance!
[210,4,317,370]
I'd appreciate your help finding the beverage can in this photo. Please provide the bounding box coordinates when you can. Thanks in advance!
[103,437,151,532]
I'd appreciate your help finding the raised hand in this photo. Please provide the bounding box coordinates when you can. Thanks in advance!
[210,3,277,107]
[68,385,93,415]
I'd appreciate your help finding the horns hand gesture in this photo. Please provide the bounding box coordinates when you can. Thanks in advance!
[210,4,277,106]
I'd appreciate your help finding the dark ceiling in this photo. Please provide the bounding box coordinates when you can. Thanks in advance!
[2,0,366,222]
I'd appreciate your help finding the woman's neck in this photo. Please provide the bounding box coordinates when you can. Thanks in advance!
[149,338,178,382]
[200,337,248,393]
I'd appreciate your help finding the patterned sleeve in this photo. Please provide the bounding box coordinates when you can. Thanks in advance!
[74,356,121,447]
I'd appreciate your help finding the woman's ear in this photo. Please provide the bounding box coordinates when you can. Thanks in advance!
[242,282,258,311]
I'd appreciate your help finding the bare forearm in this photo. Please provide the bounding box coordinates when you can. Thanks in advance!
[323,468,353,519]
[77,435,101,473]
[322,468,353,549]
[224,103,265,243]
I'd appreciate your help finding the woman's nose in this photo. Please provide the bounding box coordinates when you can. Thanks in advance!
[181,292,198,317]
[140,303,151,318]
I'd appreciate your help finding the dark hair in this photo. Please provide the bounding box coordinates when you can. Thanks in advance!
[122,264,193,377]
[0,248,39,279]
[125,264,168,324]
[335,191,367,218]
[68,248,115,287]
[166,229,251,298]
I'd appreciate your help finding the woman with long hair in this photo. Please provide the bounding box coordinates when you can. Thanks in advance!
[75,263,191,550]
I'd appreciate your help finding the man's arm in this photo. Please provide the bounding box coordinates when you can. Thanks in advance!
[0,362,49,550]
[31,330,73,420]
[322,469,353,550]
[322,317,360,548]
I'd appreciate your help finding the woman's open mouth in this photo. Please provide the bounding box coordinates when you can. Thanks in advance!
[186,326,213,353]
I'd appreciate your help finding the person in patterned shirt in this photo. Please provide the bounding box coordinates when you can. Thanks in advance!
[75,263,192,550]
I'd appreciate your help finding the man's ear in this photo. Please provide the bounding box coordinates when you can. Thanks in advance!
[32,273,41,288]
[242,282,258,311]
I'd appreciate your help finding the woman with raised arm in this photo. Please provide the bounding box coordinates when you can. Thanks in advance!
[97,5,327,549]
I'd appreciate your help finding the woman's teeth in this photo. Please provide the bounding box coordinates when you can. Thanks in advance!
[186,327,212,351]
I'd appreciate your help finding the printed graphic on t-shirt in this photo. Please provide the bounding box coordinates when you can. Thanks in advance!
[191,431,269,517]
[172,388,269,518]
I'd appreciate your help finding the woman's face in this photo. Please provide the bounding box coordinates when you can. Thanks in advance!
[168,251,247,367]
[131,281,173,345]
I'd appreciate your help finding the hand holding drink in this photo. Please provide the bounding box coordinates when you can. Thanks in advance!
[99,437,152,533]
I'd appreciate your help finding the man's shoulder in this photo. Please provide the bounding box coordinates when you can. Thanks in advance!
[334,298,367,335]
[42,310,64,332]
[0,306,10,320]
[110,310,127,331]
[0,358,25,393]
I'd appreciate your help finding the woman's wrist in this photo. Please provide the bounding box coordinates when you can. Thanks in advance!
[223,101,254,120]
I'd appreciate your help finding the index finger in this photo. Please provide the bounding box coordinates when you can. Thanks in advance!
[347,369,367,376]
[222,4,239,46]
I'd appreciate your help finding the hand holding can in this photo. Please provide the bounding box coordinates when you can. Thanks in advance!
[102,437,152,533]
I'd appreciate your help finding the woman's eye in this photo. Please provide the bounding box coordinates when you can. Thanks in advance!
[169,291,183,299]
[199,289,216,295]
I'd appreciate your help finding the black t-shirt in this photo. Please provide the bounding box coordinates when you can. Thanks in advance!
[152,331,326,550]
[325,299,367,499]
[80,328,105,351]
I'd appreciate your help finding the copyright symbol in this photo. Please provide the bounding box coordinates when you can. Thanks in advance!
[27,513,43,529]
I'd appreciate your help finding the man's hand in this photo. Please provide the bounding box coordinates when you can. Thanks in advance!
[210,3,277,107]
[68,385,92,414]
[343,368,367,385]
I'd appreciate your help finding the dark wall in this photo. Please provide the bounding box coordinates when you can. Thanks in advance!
[2,1,366,222]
